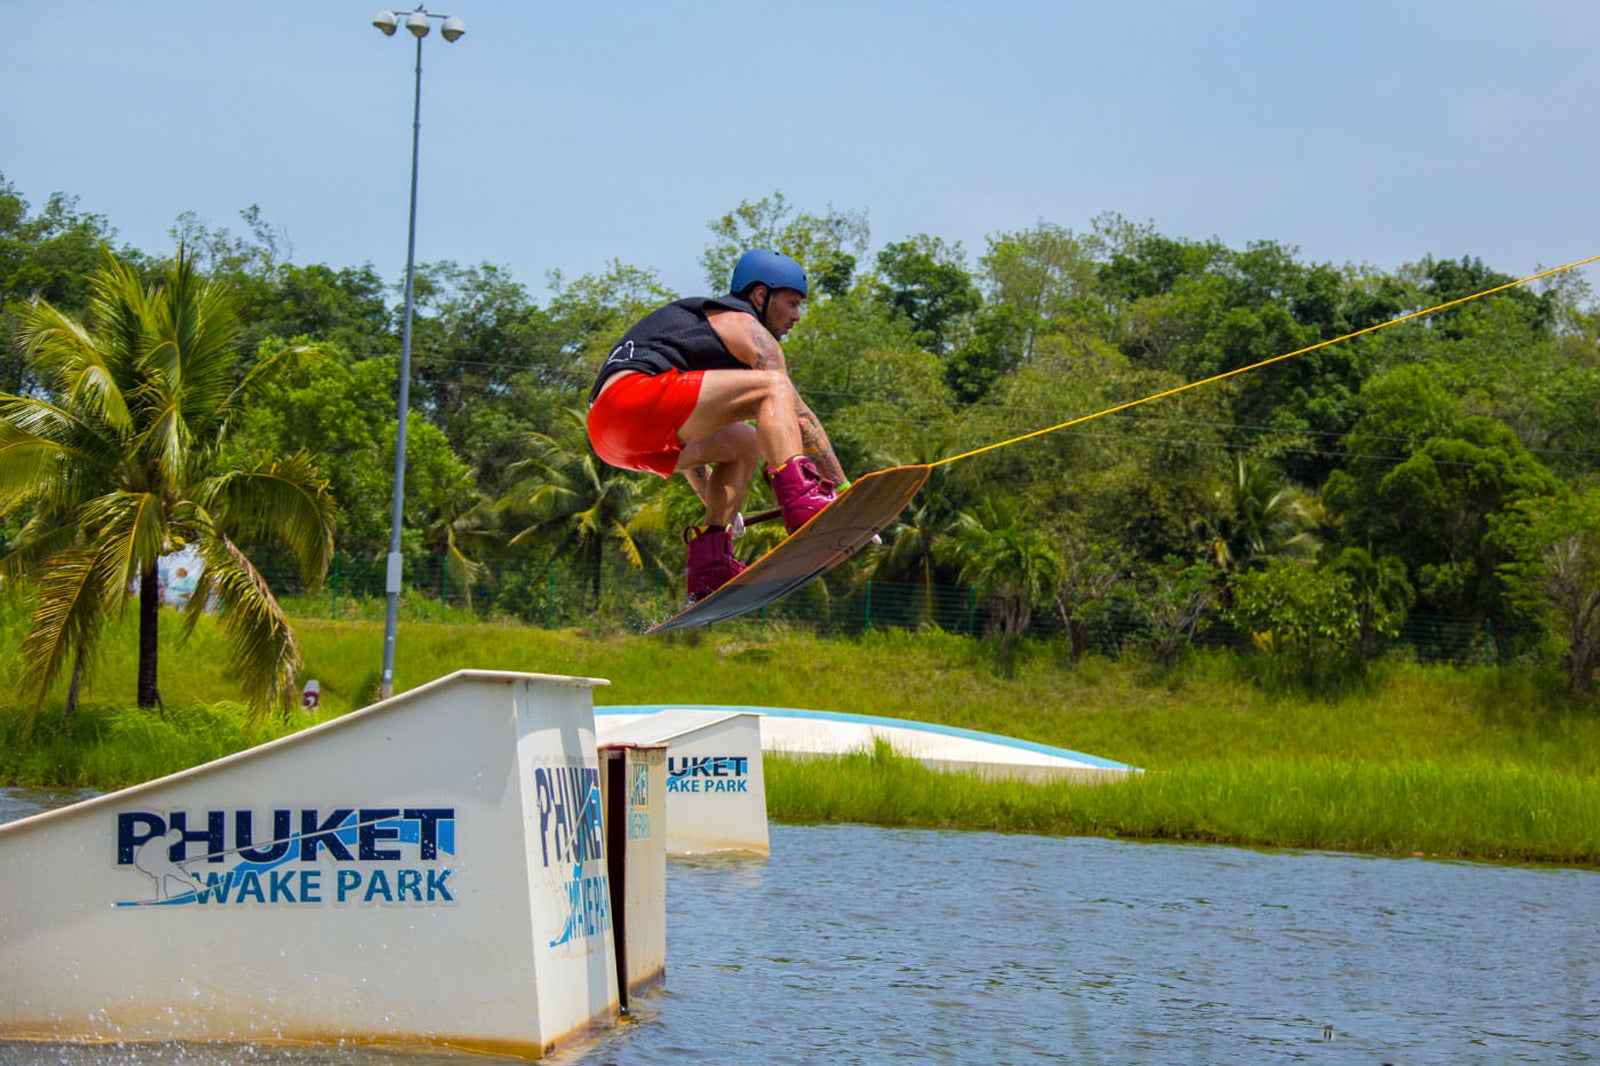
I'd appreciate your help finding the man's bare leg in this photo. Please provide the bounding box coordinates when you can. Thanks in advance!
[676,369,839,536]
[677,422,758,526]
[678,370,805,467]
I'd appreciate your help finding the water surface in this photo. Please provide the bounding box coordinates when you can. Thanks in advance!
[575,825,1596,1065]
[4,791,1594,1064]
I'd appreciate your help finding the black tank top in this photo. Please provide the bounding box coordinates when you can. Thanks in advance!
[588,294,760,403]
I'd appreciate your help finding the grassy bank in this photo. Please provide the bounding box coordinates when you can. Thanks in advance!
[3,603,1597,865]
[769,742,1600,866]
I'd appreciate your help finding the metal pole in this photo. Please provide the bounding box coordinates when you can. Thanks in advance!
[380,30,426,700]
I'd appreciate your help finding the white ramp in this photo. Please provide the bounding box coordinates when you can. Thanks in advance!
[596,710,769,856]
[599,705,1139,784]
[0,670,625,1059]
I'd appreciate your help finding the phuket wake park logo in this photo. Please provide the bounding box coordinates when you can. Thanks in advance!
[666,754,750,793]
[114,806,456,908]
[532,763,611,950]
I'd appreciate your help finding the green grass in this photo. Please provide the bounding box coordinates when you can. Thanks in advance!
[769,741,1600,865]
[0,701,297,789]
[3,592,1598,866]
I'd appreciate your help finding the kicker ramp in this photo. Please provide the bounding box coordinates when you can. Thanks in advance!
[0,669,650,1060]
[598,705,1140,785]
[596,709,769,857]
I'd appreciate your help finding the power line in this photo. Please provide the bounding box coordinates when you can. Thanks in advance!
[927,256,1600,470]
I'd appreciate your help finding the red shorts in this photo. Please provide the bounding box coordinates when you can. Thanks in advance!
[586,370,705,478]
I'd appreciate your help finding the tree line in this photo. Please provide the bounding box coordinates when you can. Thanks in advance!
[3,176,1597,711]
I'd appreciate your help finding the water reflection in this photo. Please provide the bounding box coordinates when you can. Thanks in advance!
[4,792,1596,1064]
[576,826,1598,1066]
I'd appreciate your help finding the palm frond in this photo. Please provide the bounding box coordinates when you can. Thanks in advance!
[0,399,127,522]
[433,524,491,609]
[142,335,184,397]
[223,340,317,428]
[84,251,151,371]
[609,521,645,569]
[136,401,188,487]
[425,498,497,609]
[19,544,114,710]
[16,299,137,437]
[0,431,90,512]
[188,534,300,718]
[163,261,245,438]
[573,503,604,537]
[0,513,86,583]
[198,451,336,587]
[0,391,95,444]
[79,491,169,591]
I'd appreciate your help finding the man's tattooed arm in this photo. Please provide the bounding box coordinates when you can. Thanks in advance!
[743,320,848,485]
[794,404,846,485]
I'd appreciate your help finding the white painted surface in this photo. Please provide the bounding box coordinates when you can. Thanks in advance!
[599,743,667,1001]
[596,711,769,856]
[598,705,1139,784]
[0,670,620,1059]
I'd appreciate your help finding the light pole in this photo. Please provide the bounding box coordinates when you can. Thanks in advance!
[372,5,464,700]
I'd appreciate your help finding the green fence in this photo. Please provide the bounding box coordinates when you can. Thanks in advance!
[267,550,1509,666]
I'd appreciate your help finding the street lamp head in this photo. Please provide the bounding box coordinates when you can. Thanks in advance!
[406,10,431,37]
[372,10,398,35]
[440,16,465,41]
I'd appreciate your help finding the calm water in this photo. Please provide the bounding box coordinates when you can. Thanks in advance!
[4,790,1596,1065]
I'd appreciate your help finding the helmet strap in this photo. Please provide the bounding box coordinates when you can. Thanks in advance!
[751,284,776,333]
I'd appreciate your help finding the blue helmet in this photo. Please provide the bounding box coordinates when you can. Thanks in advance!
[730,249,808,298]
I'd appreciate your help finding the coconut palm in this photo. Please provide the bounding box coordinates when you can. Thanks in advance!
[0,250,335,718]
[948,497,1064,648]
[1199,454,1321,571]
[1327,546,1414,659]
[424,495,495,611]
[850,431,962,627]
[860,489,950,626]
[501,409,671,606]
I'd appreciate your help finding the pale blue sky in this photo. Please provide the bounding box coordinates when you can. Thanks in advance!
[4,0,1597,300]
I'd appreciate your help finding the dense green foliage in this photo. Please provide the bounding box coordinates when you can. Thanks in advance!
[3,609,1596,865]
[3,172,1599,710]
[1,251,336,719]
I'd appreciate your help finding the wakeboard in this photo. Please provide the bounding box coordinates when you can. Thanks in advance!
[644,464,930,634]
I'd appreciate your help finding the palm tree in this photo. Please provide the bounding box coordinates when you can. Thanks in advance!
[500,409,670,606]
[948,497,1064,649]
[1199,454,1320,571]
[425,496,495,612]
[862,490,950,626]
[0,250,335,718]
[852,432,960,627]
[1327,546,1414,659]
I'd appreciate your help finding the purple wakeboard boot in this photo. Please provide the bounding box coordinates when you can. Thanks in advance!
[764,454,837,534]
[684,524,746,601]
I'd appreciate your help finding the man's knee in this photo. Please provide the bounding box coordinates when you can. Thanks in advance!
[717,423,760,473]
[752,369,795,401]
